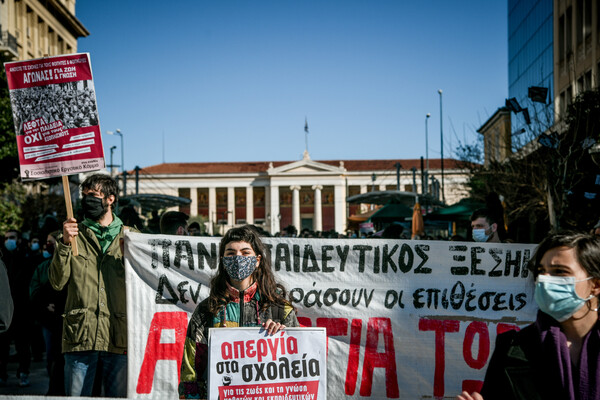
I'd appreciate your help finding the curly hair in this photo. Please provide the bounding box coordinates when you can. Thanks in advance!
[207,225,290,314]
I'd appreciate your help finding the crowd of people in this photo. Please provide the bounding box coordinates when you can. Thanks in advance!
[9,83,99,135]
[1,172,600,399]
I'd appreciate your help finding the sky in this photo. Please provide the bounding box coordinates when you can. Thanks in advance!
[75,0,508,172]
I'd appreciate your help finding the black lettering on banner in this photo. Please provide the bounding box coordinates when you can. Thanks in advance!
[336,245,350,271]
[414,244,431,274]
[174,240,194,270]
[381,244,398,273]
[398,243,414,273]
[197,242,217,270]
[504,250,521,277]
[155,274,178,304]
[352,245,372,273]
[321,245,334,273]
[488,248,503,277]
[521,249,531,278]
[373,246,380,273]
[177,281,189,304]
[189,282,202,303]
[449,245,468,275]
[293,244,301,272]
[149,239,172,269]
[470,247,485,275]
[302,245,319,272]
[274,243,291,272]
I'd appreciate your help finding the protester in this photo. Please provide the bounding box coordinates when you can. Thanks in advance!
[187,221,201,236]
[0,260,13,334]
[49,173,135,397]
[178,225,299,398]
[470,208,501,243]
[0,229,32,387]
[159,211,189,235]
[30,231,66,395]
[592,219,600,236]
[456,231,600,400]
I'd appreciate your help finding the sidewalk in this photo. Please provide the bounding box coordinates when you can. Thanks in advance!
[0,357,49,397]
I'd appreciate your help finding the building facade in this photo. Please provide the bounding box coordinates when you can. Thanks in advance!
[508,0,554,134]
[134,155,469,235]
[554,0,600,116]
[0,0,88,61]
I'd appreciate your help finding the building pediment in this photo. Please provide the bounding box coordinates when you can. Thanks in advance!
[267,156,346,176]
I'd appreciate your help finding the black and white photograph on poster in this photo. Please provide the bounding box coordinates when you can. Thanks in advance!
[9,80,99,135]
[207,327,327,400]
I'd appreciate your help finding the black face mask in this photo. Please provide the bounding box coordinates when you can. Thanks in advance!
[82,195,108,220]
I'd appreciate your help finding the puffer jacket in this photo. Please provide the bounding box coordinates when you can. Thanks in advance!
[179,282,299,399]
[49,223,133,354]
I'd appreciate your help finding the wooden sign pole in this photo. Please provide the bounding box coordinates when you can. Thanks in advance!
[62,175,78,256]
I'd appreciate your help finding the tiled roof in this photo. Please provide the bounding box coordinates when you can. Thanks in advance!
[137,158,466,175]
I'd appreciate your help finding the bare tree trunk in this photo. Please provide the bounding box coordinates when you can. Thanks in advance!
[547,184,558,231]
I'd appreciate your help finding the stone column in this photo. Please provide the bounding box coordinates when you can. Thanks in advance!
[269,185,280,234]
[189,188,198,217]
[312,185,323,232]
[290,185,301,233]
[334,184,347,234]
[227,187,235,227]
[246,186,254,224]
[208,187,216,235]
[379,184,386,191]
[360,185,368,213]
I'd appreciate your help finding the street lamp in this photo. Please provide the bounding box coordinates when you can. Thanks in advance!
[109,145,117,176]
[425,113,431,172]
[107,129,125,195]
[438,90,445,203]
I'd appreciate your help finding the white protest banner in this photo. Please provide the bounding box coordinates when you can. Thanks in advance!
[207,327,327,400]
[124,232,537,399]
[4,53,104,180]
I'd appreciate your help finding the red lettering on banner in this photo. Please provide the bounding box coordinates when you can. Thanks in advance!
[418,318,460,399]
[462,380,484,394]
[359,318,399,398]
[345,318,362,395]
[316,317,348,355]
[462,321,489,369]
[297,316,312,327]
[496,323,520,335]
[136,312,188,394]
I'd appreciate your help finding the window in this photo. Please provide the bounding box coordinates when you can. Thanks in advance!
[559,15,565,61]
[566,7,573,55]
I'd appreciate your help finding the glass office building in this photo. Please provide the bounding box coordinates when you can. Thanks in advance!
[508,0,554,138]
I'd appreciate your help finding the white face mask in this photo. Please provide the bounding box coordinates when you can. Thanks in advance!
[472,228,490,243]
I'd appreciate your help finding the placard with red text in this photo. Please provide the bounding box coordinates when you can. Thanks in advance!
[124,232,538,399]
[207,328,326,400]
[4,53,104,180]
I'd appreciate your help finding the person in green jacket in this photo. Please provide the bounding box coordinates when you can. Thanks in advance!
[49,173,133,397]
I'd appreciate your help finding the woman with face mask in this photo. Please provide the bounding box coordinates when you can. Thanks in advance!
[179,225,299,399]
[457,232,600,400]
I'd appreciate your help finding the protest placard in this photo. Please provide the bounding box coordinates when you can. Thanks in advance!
[4,53,104,180]
[207,327,327,400]
[124,232,538,399]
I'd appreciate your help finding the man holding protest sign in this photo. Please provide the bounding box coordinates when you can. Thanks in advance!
[50,174,134,397]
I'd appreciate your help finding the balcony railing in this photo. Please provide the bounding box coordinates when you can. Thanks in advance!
[0,30,19,59]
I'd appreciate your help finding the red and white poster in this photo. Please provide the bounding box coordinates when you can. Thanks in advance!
[4,53,104,180]
[208,328,327,400]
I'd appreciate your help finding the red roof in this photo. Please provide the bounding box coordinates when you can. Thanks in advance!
[138,158,466,175]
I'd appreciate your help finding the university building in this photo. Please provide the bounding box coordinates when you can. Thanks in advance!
[134,154,469,235]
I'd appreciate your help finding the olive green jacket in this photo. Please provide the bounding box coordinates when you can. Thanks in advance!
[49,223,134,354]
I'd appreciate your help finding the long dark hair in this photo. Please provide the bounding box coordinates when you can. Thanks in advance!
[207,225,290,314]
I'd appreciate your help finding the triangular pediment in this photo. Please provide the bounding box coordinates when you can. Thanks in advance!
[268,158,346,175]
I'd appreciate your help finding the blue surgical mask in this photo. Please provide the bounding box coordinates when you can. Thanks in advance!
[31,242,40,251]
[534,275,595,322]
[472,228,490,243]
[223,255,258,281]
[42,250,52,259]
[4,239,17,252]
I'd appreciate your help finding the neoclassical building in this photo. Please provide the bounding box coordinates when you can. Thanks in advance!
[134,153,469,235]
